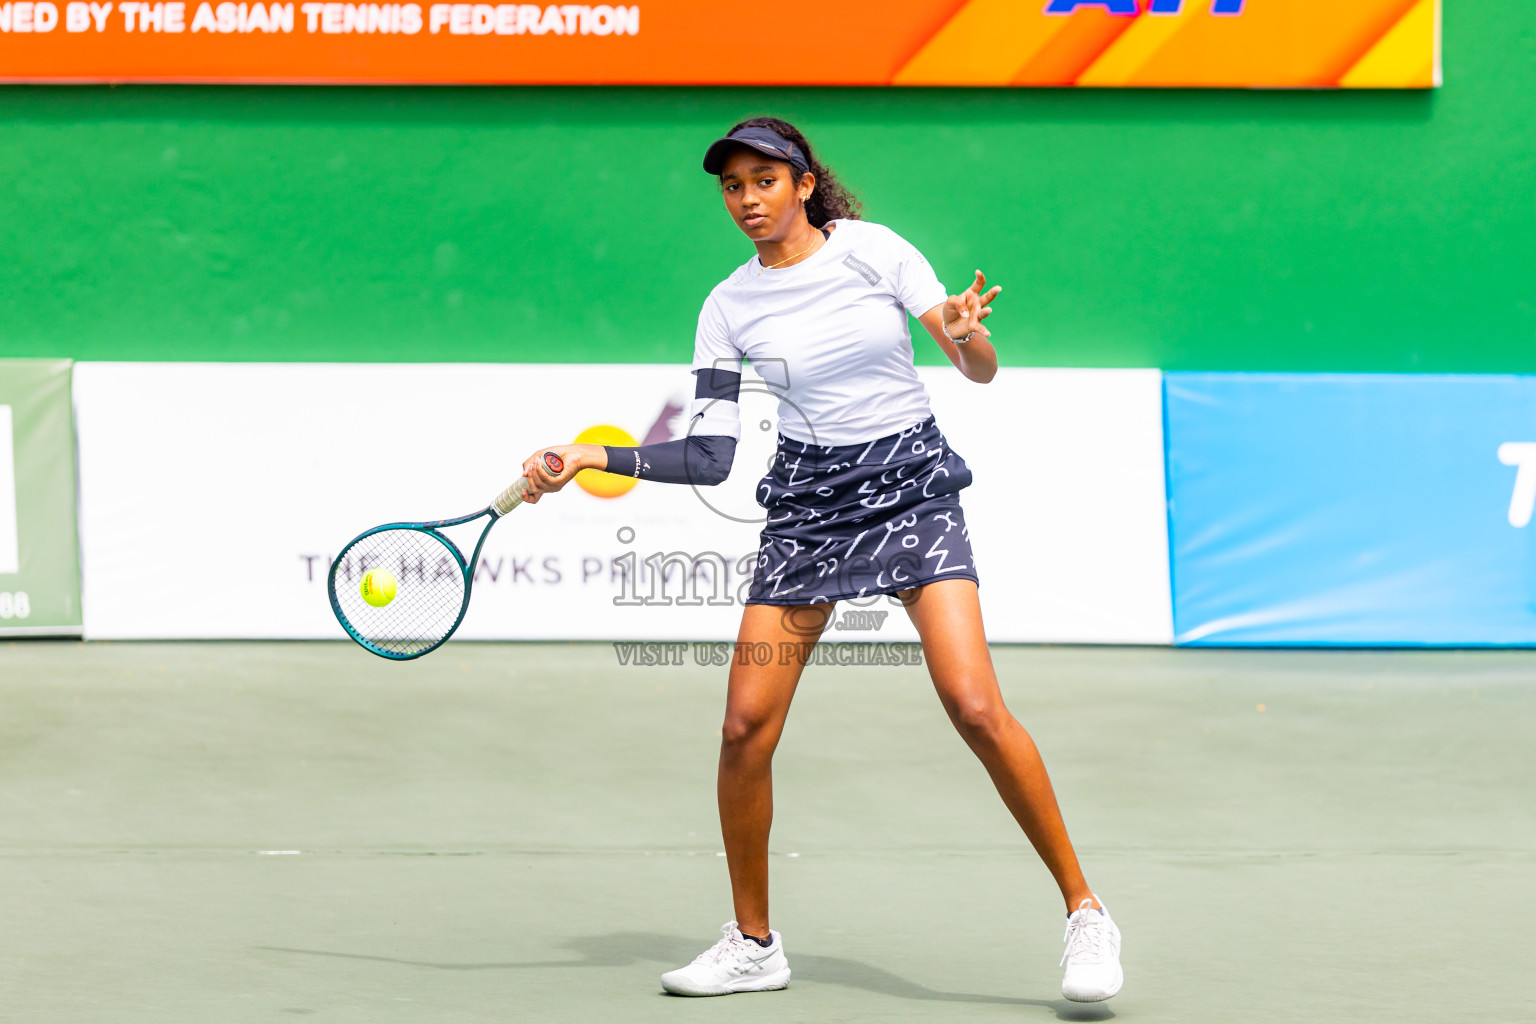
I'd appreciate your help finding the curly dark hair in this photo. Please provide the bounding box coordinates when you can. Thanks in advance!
[723,116,863,229]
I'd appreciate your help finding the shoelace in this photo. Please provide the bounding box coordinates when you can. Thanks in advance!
[1060,900,1110,967]
[694,921,751,966]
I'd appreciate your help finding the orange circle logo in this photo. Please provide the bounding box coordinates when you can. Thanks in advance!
[573,424,640,498]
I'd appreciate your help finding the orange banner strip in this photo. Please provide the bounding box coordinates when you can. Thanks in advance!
[0,0,1440,86]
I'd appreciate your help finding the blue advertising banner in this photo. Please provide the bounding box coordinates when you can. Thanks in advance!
[1165,373,1536,646]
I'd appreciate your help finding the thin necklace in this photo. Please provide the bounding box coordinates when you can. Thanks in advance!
[758,234,822,275]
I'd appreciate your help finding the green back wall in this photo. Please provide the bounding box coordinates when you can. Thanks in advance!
[1,1,1532,372]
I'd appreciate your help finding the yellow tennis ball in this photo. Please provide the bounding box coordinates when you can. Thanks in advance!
[573,424,641,498]
[360,568,397,608]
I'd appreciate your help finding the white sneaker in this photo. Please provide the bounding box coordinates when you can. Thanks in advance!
[660,921,791,996]
[1060,896,1123,1002]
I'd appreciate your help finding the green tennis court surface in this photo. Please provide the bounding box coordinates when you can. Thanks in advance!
[2,641,1532,1023]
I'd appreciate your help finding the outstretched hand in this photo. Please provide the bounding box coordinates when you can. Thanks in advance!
[942,269,1002,342]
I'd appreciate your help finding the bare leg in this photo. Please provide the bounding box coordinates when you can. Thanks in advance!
[717,603,833,937]
[902,579,1096,913]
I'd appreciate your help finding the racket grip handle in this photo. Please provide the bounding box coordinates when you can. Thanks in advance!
[492,453,565,516]
[492,477,532,516]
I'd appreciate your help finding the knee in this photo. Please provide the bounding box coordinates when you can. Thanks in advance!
[948,694,1010,747]
[720,709,775,758]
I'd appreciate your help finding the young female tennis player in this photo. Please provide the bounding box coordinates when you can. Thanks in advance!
[519,117,1123,1003]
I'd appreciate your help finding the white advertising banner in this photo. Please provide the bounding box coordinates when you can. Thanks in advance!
[74,363,1172,644]
[0,405,17,575]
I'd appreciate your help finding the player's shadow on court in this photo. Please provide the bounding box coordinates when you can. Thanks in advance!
[259,931,1113,1021]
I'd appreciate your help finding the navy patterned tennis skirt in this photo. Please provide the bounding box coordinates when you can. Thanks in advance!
[746,417,980,605]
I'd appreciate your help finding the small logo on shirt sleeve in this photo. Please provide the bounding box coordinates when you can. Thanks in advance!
[842,253,882,286]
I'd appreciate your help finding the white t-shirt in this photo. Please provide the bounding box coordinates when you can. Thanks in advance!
[688,219,949,447]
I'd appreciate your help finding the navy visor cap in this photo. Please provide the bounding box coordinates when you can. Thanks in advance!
[702,127,811,178]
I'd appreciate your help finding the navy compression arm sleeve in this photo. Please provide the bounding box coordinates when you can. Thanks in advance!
[601,367,741,485]
[602,435,737,486]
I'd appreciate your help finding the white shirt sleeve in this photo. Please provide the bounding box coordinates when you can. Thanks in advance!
[892,235,949,318]
[687,294,742,440]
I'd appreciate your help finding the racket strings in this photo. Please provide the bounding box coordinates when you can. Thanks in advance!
[331,528,468,657]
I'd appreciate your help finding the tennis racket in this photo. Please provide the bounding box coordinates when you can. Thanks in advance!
[328,451,564,661]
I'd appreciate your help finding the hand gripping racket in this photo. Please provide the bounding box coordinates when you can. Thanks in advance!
[328,452,564,660]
